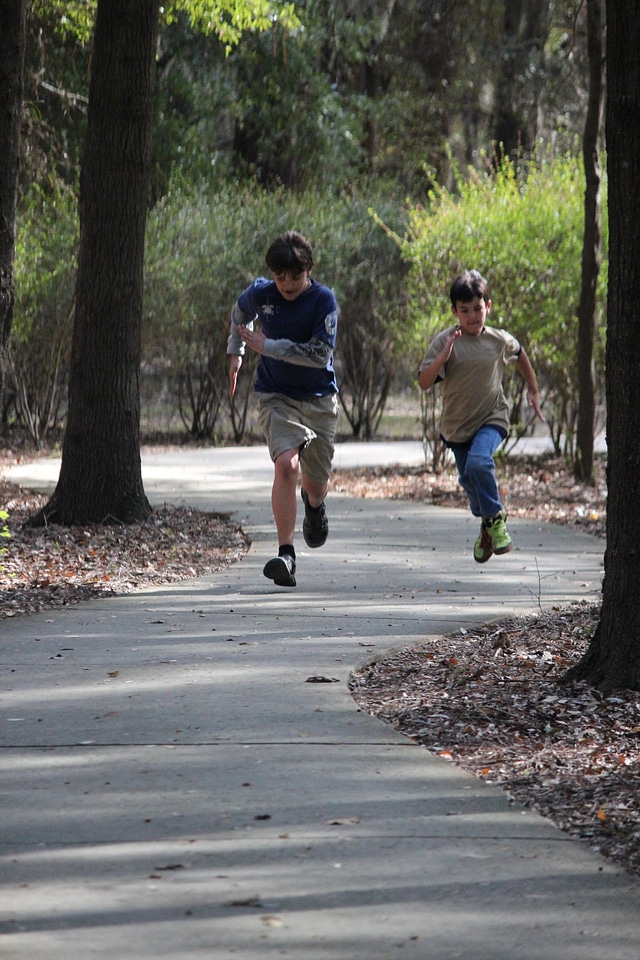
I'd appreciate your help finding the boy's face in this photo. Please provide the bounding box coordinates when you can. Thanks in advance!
[451,295,491,336]
[273,269,311,301]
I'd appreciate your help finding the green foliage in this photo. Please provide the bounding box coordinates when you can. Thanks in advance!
[12,184,78,444]
[30,0,96,42]
[30,0,300,47]
[317,189,408,439]
[393,150,608,452]
[227,26,363,189]
[143,183,273,438]
[173,0,300,48]
[24,0,594,205]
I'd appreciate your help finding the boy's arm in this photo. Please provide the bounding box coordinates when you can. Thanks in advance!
[418,328,461,391]
[238,300,338,369]
[227,301,254,356]
[250,334,333,368]
[227,301,255,397]
[516,348,544,421]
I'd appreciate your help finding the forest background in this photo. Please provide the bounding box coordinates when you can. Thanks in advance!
[6,0,605,465]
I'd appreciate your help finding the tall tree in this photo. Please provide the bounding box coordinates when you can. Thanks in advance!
[574,0,604,483]
[565,1,640,693]
[35,0,160,524]
[32,0,298,524]
[0,0,27,414]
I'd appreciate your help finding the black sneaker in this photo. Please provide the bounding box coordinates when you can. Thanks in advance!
[301,488,329,548]
[263,554,297,587]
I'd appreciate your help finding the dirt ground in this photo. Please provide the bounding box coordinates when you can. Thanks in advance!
[3,448,639,883]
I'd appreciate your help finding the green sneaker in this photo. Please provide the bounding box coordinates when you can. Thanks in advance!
[473,521,493,563]
[486,510,513,555]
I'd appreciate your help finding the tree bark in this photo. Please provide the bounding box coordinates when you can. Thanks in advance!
[0,0,27,412]
[574,0,604,483]
[564,0,640,693]
[34,0,159,525]
[492,0,548,158]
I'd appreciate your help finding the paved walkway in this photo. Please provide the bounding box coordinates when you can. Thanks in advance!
[1,444,637,960]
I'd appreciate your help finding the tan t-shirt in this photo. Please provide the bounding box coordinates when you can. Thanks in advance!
[419,325,521,443]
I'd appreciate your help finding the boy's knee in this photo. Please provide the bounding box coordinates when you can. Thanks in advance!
[274,449,300,478]
[466,453,494,479]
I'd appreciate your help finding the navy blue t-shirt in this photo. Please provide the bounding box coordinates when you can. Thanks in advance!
[237,277,339,400]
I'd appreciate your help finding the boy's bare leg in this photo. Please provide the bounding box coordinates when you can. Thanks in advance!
[272,448,300,546]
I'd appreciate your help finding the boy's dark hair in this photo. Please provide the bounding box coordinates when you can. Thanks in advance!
[265,230,314,274]
[450,269,490,307]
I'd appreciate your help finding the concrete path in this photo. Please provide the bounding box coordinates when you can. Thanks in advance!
[1,443,637,960]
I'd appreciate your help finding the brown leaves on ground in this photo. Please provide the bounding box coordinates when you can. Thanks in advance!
[0,478,248,621]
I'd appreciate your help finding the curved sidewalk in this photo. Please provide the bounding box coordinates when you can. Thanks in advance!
[1,444,637,960]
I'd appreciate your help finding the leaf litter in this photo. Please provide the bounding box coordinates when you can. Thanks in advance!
[0,477,248,620]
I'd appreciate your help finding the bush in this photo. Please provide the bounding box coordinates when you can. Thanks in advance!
[12,185,77,445]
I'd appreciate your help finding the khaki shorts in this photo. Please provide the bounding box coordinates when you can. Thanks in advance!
[257,392,339,483]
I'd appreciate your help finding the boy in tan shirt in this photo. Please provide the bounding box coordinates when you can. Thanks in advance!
[418,270,544,562]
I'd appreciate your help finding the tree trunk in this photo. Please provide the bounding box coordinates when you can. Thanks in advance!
[574,0,604,483]
[0,0,27,411]
[492,0,547,159]
[564,1,640,694]
[34,0,159,525]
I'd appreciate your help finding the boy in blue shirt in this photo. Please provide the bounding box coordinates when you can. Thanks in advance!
[227,231,339,587]
[419,270,544,562]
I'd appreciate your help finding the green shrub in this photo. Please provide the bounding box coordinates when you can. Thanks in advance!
[13,184,77,445]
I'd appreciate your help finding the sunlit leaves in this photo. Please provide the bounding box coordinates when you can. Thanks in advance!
[31,0,300,48]
[173,0,300,48]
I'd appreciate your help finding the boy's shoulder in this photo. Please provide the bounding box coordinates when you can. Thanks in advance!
[483,324,520,344]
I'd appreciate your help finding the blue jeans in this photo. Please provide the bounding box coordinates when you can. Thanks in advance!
[446,425,506,519]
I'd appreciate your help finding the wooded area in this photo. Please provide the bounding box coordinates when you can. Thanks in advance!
[5,0,603,458]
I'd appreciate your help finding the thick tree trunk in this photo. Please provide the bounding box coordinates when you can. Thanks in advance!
[564,1,640,694]
[0,0,27,411]
[574,0,604,483]
[34,0,159,525]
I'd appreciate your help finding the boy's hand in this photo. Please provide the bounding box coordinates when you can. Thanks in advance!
[239,323,266,355]
[418,328,461,392]
[528,389,545,422]
[443,327,462,360]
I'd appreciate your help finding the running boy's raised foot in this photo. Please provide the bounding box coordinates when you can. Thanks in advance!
[301,488,329,548]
